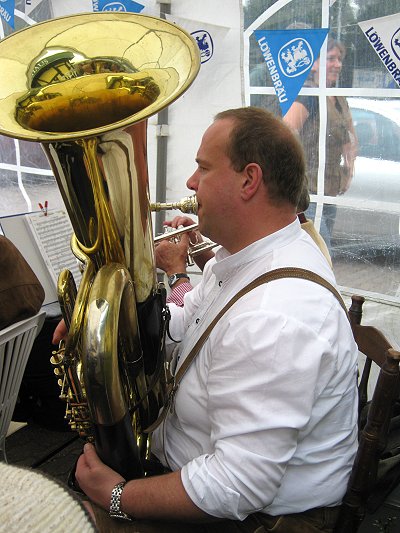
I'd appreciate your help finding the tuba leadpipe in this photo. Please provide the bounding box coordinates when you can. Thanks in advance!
[0,12,200,480]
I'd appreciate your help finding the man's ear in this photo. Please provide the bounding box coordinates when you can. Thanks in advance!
[240,163,263,201]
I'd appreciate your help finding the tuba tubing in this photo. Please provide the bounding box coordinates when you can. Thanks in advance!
[0,12,200,480]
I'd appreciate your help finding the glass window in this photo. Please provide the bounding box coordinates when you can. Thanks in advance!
[244,0,400,306]
[0,136,16,165]
[19,140,52,170]
[0,3,58,220]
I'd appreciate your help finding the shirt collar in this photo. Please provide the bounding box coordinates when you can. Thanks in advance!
[211,218,301,278]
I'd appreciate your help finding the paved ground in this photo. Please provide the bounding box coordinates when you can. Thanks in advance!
[5,422,81,485]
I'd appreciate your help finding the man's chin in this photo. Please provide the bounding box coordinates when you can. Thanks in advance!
[198,223,209,240]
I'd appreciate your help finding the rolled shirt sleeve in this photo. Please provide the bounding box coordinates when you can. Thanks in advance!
[178,305,357,519]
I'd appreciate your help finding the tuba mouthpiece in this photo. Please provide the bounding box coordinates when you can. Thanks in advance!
[150,195,198,215]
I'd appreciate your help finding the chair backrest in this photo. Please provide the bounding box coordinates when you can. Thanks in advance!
[0,310,46,462]
[334,296,400,533]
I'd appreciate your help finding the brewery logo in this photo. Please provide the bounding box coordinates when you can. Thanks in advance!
[279,38,313,78]
[102,2,127,10]
[92,0,144,13]
[391,27,400,61]
[191,30,214,64]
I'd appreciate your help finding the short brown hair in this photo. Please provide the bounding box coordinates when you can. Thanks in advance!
[327,37,345,58]
[215,107,306,207]
[297,186,310,212]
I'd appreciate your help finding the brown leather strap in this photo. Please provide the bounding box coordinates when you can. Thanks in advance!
[145,267,347,433]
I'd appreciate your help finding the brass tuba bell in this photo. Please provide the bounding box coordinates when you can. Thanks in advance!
[0,12,200,479]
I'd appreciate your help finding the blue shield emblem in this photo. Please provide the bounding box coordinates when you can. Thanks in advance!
[93,1,144,13]
[391,27,400,61]
[191,30,214,64]
[279,38,313,78]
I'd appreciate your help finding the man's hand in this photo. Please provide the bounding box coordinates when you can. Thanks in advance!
[159,216,215,272]
[155,232,190,276]
[52,318,67,345]
[76,443,125,510]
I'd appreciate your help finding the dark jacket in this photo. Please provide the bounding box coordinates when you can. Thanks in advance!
[0,235,45,330]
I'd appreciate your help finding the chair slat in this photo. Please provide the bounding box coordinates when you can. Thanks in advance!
[0,311,46,462]
[334,295,400,533]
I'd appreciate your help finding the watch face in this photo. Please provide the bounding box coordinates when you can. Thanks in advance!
[168,273,189,287]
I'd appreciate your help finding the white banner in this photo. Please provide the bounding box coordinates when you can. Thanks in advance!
[359,13,400,88]
[162,1,243,200]
[50,0,158,18]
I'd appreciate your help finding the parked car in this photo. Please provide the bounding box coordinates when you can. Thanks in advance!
[331,97,400,255]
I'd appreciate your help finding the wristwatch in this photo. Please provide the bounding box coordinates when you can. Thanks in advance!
[109,481,132,521]
[168,272,190,288]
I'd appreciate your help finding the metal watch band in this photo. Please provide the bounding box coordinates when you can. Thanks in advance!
[168,272,190,288]
[109,481,132,521]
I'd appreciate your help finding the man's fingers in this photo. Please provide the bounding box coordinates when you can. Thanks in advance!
[52,319,67,345]
[83,442,100,467]
[163,216,196,229]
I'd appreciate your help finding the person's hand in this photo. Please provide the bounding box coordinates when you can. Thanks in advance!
[161,216,215,272]
[75,443,125,510]
[52,318,67,345]
[155,232,190,275]
[155,216,197,275]
[163,215,200,249]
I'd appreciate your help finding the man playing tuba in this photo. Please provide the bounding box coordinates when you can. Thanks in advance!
[69,107,358,533]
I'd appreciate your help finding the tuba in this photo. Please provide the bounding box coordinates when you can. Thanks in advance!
[0,13,200,479]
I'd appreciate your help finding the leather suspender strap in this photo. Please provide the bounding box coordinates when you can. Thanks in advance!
[144,267,348,433]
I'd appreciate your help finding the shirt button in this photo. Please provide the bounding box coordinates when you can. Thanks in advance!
[196,318,200,324]
[218,280,222,287]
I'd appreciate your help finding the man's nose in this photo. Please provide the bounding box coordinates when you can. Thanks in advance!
[186,172,198,191]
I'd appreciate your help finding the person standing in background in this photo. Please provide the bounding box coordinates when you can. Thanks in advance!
[284,37,358,252]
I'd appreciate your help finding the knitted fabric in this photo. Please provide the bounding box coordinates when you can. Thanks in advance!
[0,463,96,532]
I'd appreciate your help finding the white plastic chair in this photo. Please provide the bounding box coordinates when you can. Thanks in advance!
[0,310,46,462]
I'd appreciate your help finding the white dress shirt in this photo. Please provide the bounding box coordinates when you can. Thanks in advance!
[152,219,358,520]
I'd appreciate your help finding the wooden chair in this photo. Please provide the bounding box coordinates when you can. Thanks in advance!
[334,296,400,532]
[0,311,46,462]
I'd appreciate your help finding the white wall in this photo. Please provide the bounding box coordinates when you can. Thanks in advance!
[150,0,243,201]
